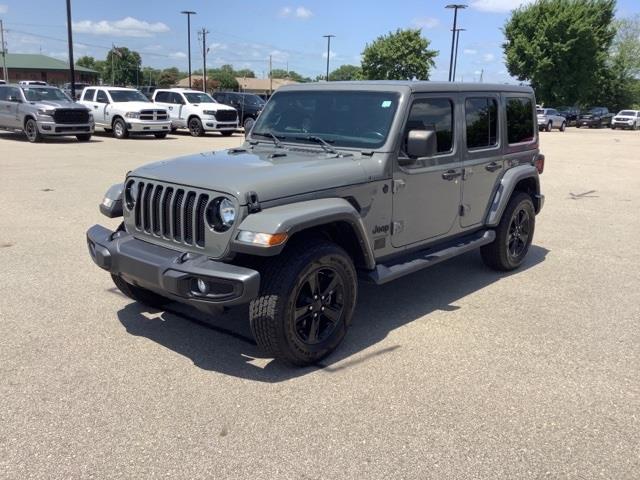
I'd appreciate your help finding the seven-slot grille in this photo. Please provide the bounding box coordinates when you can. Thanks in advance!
[52,109,90,124]
[133,181,209,247]
[214,110,237,122]
[139,109,169,121]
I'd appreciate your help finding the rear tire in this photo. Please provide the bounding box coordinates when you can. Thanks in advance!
[559,121,566,132]
[249,239,357,366]
[76,133,92,142]
[112,118,129,139]
[481,192,535,271]
[111,274,170,310]
[546,121,552,132]
[24,118,42,143]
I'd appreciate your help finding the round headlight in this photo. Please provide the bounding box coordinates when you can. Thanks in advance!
[206,197,236,232]
[124,180,137,210]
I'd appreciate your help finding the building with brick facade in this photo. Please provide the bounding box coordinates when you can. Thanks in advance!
[1,53,99,85]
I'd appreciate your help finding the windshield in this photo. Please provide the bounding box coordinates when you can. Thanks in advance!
[108,90,149,102]
[184,92,216,104]
[22,87,71,102]
[618,110,636,116]
[243,94,265,106]
[251,90,400,149]
[536,109,546,114]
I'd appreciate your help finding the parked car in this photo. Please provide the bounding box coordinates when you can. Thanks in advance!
[577,107,613,128]
[0,83,94,142]
[152,88,238,136]
[139,86,157,100]
[211,91,265,131]
[536,108,566,131]
[62,82,91,101]
[18,80,48,86]
[87,81,545,366]
[556,106,580,126]
[0,79,6,85]
[611,110,640,130]
[79,86,171,139]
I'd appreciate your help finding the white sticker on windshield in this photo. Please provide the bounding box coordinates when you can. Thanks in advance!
[381,100,392,108]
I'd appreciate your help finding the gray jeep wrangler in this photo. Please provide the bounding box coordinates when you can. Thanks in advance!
[87,82,544,366]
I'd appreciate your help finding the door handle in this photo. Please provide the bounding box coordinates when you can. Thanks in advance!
[485,162,502,172]
[442,170,462,181]
[93,105,98,109]
[168,106,173,110]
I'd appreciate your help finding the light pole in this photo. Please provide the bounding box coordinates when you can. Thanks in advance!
[65,0,76,98]
[452,28,465,82]
[180,10,196,89]
[322,34,335,81]
[446,4,467,82]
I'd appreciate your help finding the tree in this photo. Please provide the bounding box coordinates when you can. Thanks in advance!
[192,78,220,92]
[76,56,97,70]
[157,67,180,87]
[330,64,362,81]
[102,47,142,86]
[235,68,256,78]
[503,0,616,106]
[361,29,437,80]
[208,68,238,90]
[270,69,309,82]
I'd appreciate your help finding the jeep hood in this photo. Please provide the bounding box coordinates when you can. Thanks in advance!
[131,148,370,204]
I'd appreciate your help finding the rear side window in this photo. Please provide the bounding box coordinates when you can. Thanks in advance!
[465,97,498,149]
[405,98,454,154]
[83,89,95,101]
[155,91,170,102]
[507,97,535,144]
[170,92,184,104]
[0,86,7,101]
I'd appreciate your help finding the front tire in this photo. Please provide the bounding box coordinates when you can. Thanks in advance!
[249,240,357,366]
[154,132,167,139]
[546,121,552,132]
[24,118,43,143]
[188,117,205,137]
[481,192,535,271]
[559,121,566,132]
[111,274,170,310]
[112,118,129,139]
[220,131,234,137]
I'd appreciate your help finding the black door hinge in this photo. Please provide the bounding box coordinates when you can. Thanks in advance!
[246,191,261,214]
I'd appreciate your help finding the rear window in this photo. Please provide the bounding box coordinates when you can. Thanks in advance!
[507,97,535,144]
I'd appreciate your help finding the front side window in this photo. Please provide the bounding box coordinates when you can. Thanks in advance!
[507,97,535,144]
[108,89,149,102]
[96,90,109,104]
[404,98,454,155]
[22,87,70,102]
[170,93,185,104]
[252,90,399,149]
[184,92,215,104]
[465,97,498,150]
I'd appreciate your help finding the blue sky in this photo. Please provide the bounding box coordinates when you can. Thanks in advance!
[1,0,638,82]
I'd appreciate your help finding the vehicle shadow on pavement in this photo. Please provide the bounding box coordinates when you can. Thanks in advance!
[0,132,103,143]
[91,131,177,140]
[116,246,548,382]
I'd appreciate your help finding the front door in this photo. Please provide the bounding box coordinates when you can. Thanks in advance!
[460,94,503,227]
[392,94,462,247]
[0,86,20,128]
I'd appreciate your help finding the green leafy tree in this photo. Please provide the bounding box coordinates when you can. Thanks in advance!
[330,64,363,81]
[270,69,309,82]
[157,67,180,87]
[103,47,142,86]
[208,68,238,90]
[235,68,256,78]
[503,0,616,106]
[361,29,437,80]
[76,55,97,70]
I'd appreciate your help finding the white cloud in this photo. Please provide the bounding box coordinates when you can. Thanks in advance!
[322,50,337,59]
[270,49,289,62]
[0,4,8,14]
[279,6,313,19]
[483,53,496,62]
[464,49,478,55]
[470,0,532,13]
[169,51,187,59]
[412,17,440,29]
[73,17,170,38]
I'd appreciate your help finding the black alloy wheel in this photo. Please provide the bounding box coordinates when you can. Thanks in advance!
[507,208,531,261]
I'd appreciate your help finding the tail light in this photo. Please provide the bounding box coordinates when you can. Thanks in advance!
[535,153,545,174]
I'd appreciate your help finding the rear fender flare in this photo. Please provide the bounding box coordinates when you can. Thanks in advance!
[485,165,540,226]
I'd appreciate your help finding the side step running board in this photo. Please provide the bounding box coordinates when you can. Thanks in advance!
[367,230,495,285]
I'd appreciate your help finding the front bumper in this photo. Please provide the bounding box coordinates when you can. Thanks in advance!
[612,119,635,128]
[37,120,94,135]
[87,225,260,309]
[125,119,172,133]
[201,116,239,131]
[578,118,598,127]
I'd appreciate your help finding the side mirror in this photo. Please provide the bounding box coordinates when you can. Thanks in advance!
[406,129,437,159]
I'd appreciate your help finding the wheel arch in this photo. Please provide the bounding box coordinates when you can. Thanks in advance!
[23,114,37,128]
[231,197,375,269]
[485,165,542,226]
[111,114,125,127]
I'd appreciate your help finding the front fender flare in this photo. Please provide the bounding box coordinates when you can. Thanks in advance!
[485,165,541,227]
[231,197,375,268]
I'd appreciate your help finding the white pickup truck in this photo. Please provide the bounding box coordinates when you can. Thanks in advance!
[152,88,238,137]
[79,86,171,139]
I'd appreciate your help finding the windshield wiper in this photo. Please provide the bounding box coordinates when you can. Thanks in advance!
[297,135,338,154]
[252,131,285,148]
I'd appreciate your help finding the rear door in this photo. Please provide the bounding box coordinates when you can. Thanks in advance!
[0,86,15,128]
[94,89,110,125]
[153,91,174,121]
[170,92,186,125]
[81,88,98,123]
[391,93,462,247]
[460,94,502,227]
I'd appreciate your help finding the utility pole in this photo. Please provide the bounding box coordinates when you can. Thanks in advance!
[446,4,467,82]
[322,34,335,81]
[452,28,465,82]
[269,55,273,96]
[0,20,8,83]
[200,28,209,93]
[479,69,484,83]
[180,11,196,89]
[111,44,115,85]
[65,0,76,98]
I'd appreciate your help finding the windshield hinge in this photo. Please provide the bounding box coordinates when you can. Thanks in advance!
[246,191,261,214]
[392,179,406,194]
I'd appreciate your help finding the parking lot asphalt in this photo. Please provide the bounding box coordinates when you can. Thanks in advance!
[1,127,639,479]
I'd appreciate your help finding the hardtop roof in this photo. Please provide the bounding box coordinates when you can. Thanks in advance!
[278,80,533,94]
